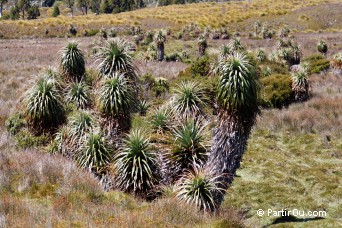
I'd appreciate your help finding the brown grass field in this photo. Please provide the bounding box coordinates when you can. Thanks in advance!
[0,0,342,227]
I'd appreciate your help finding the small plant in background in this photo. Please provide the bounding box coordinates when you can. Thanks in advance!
[176,168,224,212]
[113,129,160,196]
[229,38,245,53]
[108,28,117,37]
[163,119,209,183]
[279,26,290,38]
[330,52,342,75]
[317,40,328,56]
[150,106,171,133]
[136,99,150,116]
[254,20,261,37]
[171,81,209,119]
[155,30,166,61]
[152,77,169,97]
[25,75,65,134]
[197,35,207,57]
[292,67,309,102]
[66,81,91,109]
[69,25,77,36]
[59,41,85,82]
[256,49,266,62]
[5,113,26,135]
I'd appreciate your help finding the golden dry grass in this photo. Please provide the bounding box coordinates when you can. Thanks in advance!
[1,0,341,38]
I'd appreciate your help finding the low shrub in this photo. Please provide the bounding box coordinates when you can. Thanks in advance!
[260,74,294,108]
[15,129,50,149]
[303,54,330,74]
[5,113,26,135]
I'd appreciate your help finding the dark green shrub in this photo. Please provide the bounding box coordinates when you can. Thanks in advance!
[260,74,294,108]
[52,5,60,17]
[262,61,289,75]
[27,5,40,20]
[9,5,20,20]
[309,59,330,74]
[5,113,26,135]
[303,54,329,74]
[84,29,99,37]
[190,56,210,77]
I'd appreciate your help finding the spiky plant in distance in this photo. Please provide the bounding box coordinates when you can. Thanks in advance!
[66,81,91,109]
[59,41,85,82]
[176,168,224,212]
[317,40,328,55]
[150,106,171,133]
[292,67,309,102]
[229,38,245,53]
[136,99,150,116]
[76,130,112,174]
[94,38,137,80]
[155,30,166,61]
[256,49,266,62]
[206,51,259,208]
[163,119,209,183]
[171,81,208,119]
[197,35,207,57]
[330,52,342,75]
[52,125,73,157]
[114,129,160,195]
[97,72,132,131]
[153,77,169,97]
[25,75,65,134]
[68,110,95,139]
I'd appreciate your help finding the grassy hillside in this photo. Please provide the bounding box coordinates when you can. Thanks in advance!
[0,0,342,227]
[1,0,342,38]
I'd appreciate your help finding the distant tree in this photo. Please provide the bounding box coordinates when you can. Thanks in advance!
[63,0,75,16]
[52,5,60,17]
[90,0,100,14]
[77,0,90,14]
[100,0,112,14]
[17,0,30,19]
[27,5,40,19]
[42,0,55,7]
[0,0,8,18]
[9,5,20,20]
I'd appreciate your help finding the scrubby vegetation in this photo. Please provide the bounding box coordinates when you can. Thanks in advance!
[1,0,342,227]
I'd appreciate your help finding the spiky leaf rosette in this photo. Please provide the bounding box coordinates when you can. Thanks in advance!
[171,81,209,119]
[150,106,171,133]
[176,168,224,212]
[76,131,112,174]
[66,81,91,109]
[113,129,160,195]
[136,99,150,116]
[97,72,132,119]
[25,76,65,133]
[153,77,169,97]
[164,119,209,183]
[317,40,328,54]
[94,38,137,80]
[217,52,259,120]
[59,41,85,82]
[256,49,266,62]
[229,38,245,53]
[292,67,309,102]
[197,35,207,57]
[52,125,73,157]
[68,111,95,140]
